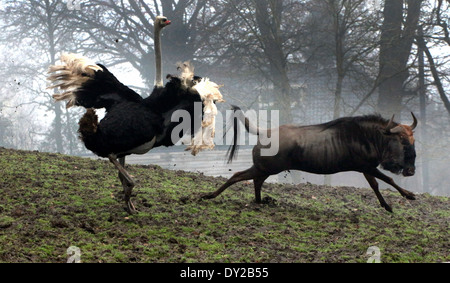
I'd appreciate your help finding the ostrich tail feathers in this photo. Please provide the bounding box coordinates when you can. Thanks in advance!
[47,53,103,108]
[58,53,103,75]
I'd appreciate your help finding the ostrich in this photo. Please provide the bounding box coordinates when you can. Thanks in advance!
[47,16,224,213]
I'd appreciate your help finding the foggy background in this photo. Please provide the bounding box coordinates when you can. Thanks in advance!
[0,0,449,196]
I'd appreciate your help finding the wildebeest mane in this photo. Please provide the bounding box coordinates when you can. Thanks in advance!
[316,114,398,157]
[318,114,394,132]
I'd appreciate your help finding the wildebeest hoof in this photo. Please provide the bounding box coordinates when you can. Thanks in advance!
[383,203,393,213]
[200,193,217,200]
[405,193,416,200]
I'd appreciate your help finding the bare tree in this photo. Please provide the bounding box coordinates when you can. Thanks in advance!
[0,102,13,148]
[253,0,293,123]
[378,0,423,117]
[0,0,80,153]
[69,0,220,90]
[201,0,308,124]
[422,0,450,114]
[416,34,450,114]
[433,0,450,46]
[317,0,381,118]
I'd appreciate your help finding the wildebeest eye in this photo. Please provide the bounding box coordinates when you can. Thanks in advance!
[401,138,410,146]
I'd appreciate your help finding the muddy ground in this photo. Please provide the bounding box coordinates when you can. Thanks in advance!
[0,147,448,263]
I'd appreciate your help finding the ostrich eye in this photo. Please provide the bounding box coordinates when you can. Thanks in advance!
[162,19,167,22]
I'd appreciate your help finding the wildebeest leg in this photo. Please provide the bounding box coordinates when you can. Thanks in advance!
[253,175,269,203]
[364,173,393,213]
[369,169,416,200]
[201,166,262,200]
[108,155,137,214]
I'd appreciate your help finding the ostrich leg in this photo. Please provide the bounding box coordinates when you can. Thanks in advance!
[118,156,127,187]
[108,155,137,214]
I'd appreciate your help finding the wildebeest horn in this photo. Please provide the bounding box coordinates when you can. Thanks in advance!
[385,115,396,131]
[410,112,418,130]
[390,126,404,134]
[386,114,405,134]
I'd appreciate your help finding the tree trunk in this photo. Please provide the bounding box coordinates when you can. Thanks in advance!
[48,5,64,154]
[65,108,75,155]
[53,104,64,153]
[333,75,344,119]
[254,0,293,124]
[417,34,450,114]
[332,0,345,119]
[378,0,423,117]
[417,28,429,192]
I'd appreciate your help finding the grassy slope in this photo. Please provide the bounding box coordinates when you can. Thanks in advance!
[0,147,448,263]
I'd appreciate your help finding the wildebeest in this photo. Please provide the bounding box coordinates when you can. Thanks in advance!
[202,106,418,212]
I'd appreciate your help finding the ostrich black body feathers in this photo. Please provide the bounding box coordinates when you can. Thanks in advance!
[75,66,203,158]
[74,64,143,111]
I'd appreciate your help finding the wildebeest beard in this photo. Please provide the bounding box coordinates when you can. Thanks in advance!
[380,143,416,176]
[380,160,404,175]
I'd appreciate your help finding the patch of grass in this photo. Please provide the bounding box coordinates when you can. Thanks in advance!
[0,147,449,263]
[0,216,14,229]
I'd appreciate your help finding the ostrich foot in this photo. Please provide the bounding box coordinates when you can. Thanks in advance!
[125,197,138,215]
[109,154,138,214]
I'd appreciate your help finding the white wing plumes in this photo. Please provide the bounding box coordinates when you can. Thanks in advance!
[47,53,103,108]
[187,77,225,156]
[176,61,195,89]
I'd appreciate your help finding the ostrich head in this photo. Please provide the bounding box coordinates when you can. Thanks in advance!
[155,16,171,30]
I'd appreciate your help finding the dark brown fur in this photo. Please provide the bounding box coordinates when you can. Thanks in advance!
[203,107,418,213]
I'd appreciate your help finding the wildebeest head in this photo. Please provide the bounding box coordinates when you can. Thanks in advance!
[380,113,418,177]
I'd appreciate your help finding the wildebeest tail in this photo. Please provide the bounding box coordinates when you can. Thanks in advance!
[226,105,265,163]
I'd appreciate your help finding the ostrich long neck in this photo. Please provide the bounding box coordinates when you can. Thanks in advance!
[154,25,163,88]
